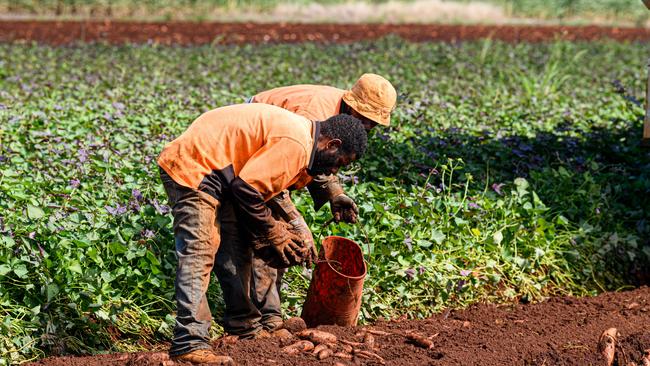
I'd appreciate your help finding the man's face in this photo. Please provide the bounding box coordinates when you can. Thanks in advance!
[309,143,356,176]
[350,109,379,132]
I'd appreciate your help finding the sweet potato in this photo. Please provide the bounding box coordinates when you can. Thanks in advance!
[354,350,385,364]
[282,340,314,355]
[340,344,353,354]
[296,329,337,344]
[317,348,333,360]
[340,339,363,347]
[334,352,353,360]
[272,328,293,339]
[406,333,434,349]
[363,333,376,349]
[312,344,329,355]
[368,329,393,336]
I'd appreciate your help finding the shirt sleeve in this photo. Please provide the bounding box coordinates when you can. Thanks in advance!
[306,174,345,211]
[231,137,308,235]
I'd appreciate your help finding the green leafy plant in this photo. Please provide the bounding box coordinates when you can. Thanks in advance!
[1,39,648,363]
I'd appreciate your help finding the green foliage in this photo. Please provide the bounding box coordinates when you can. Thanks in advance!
[1,39,649,363]
[489,0,650,22]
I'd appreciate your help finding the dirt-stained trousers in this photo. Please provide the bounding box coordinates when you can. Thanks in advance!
[161,169,261,355]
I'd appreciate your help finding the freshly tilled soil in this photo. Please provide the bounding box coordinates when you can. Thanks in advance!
[28,286,650,366]
[3,21,650,45]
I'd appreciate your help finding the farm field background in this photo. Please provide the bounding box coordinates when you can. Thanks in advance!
[2,0,650,26]
[1,38,649,364]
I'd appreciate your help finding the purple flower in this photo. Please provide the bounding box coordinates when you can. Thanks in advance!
[112,102,125,110]
[78,149,89,163]
[491,183,504,195]
[129,200,141,213]
[152,199,170,215]
[403,237,413,251]
[69,179,80,188]
[28,231,36,239]
[460,269,472,277]
[418,266,426,275]
[595,207,601,215]
[105,204,127,216]
[456,279,467,292]
[142,229,155,239]
[468,202,480,210]
[405,268,416,280]
[132,189,144,202]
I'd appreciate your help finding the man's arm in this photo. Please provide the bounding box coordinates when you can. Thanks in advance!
[307,174,344,211]
[307,174,359,223]
[231,138,311,267]
[268,191,316,266]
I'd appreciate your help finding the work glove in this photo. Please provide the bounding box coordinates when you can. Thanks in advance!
[330,194,359,224]
[252,221,305,269]
[287,217,317,267]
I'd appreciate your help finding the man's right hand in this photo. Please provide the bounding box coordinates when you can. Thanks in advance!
[252,221,306,269]
[267,221,305,268]
[287,217,317,267]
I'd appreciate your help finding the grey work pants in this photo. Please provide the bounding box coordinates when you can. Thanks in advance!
[161,169,259,355]
[215,190,292,336]
[215,230,285,336]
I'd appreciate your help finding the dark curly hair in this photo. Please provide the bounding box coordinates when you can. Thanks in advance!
[320,114,368,158]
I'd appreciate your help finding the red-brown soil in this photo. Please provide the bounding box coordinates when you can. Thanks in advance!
[29,286,650,366]
[2,21,650,45]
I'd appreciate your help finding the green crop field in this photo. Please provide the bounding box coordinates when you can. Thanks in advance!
[1,39,649,364]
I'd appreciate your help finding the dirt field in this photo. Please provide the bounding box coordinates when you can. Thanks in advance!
[28,286,650,366]
[2,21,650,45]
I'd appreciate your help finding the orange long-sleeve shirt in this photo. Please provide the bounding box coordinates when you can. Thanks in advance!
[157,103,319,233]
[252,85,345,122]
[251,84,348,209]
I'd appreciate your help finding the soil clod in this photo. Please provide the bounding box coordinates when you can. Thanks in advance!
[282,317,307,333]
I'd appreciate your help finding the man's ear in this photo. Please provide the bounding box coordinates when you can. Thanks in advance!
[326,138,342,151]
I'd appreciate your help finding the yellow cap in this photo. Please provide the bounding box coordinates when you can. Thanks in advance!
[342,73,396,127]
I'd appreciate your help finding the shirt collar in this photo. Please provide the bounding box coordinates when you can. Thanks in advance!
[307,120,320,170]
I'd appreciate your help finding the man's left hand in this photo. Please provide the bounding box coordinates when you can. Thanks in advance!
[287,217,317,267]
[330,194,358,224]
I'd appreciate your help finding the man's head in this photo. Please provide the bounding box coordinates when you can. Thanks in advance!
[309,114,368,177]
[341,73,397,131]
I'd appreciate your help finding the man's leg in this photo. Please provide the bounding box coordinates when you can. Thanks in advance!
[251,257,284,331]
[161,171,221,356]
[214,201,263,338]
[250,190,300,330]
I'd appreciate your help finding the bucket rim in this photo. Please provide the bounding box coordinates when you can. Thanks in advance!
[321,235,367,280]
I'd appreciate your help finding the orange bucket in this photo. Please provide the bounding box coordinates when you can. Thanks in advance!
[301,236,367,327]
